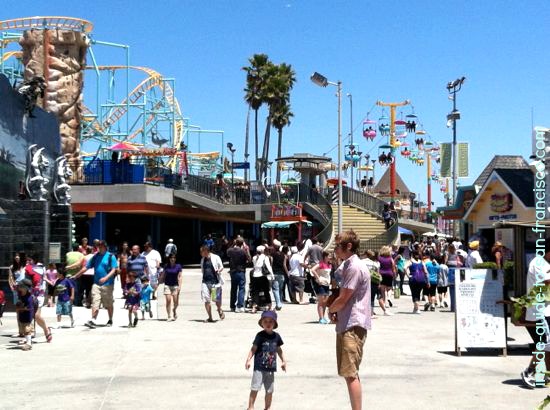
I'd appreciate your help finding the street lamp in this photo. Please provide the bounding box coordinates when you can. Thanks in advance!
[347,93,354,188]
[446,76,465,203]
[311,71,343,234]
[227,142,236,203]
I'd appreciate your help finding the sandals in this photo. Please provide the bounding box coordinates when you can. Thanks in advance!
[205,318,215,323]
[45,332,53,343]
[218,311,225,320]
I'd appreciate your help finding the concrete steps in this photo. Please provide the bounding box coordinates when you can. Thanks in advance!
[328,205,386,250]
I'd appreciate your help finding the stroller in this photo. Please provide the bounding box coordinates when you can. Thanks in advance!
[304,269,318,304]
[0,290,5,326]
[246,271,271,311]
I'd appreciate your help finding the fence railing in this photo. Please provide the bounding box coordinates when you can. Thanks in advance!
[342,185,386,218]
[359,221,399,253]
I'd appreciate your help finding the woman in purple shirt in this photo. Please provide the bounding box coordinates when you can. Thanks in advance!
[378,246,396,315]
[160,255,183,321]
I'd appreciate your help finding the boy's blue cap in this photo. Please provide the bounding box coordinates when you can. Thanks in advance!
[258,310,278,329]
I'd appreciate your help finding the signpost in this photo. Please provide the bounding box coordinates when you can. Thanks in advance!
[454,269,507,356]
[232,162,250,170]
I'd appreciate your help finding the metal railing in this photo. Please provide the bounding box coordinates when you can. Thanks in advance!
[69,158,179,187]
[342,186,387,218]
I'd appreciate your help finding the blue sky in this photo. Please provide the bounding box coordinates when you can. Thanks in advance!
[3,1,549,206]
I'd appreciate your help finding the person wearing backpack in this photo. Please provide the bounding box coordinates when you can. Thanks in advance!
[74,240,118,328]
[407,251,429,314]
[363,250,385,318]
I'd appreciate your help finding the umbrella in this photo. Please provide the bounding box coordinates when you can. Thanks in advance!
[326,178,347,186]
[108,142,140,152]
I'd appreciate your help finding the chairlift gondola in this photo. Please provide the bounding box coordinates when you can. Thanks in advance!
[378,112,390,136]
[362,120,377,140]
[395,120,407,138]
[405,113,417,133]
[345,144,361,164]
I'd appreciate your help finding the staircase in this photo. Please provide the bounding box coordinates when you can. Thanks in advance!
[335,205,386,240]
[325,186,400,253]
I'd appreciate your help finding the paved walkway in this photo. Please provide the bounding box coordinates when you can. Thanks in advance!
[0,269,546,409]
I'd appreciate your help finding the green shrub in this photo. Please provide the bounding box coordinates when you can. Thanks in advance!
[473,262,498,270]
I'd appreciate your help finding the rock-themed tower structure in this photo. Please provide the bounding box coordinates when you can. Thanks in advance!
[18,21,90,166]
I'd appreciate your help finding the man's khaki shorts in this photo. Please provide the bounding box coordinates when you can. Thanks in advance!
[336,326,367,378]
[91,284,114,310]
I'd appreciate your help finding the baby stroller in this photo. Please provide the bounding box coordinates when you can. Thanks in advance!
[246,270,271,311]
[0,290,5,326]
[304,270,317,304]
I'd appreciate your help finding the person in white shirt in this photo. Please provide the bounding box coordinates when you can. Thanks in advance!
[521,243,550,389]
[164,239,177,258]
[142,242,162,299]
[250,245,273,313]
[466,241,483,268]
[288,246,306,304]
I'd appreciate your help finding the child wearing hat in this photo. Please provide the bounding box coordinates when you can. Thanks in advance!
[15,279,35,351]
[245,310,286,410]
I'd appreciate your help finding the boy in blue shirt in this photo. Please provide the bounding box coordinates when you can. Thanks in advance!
[424,255,440,311]
[140,277,154,320]
[15,280,35,351]
[54,269,75,328]
[245,311,286,410]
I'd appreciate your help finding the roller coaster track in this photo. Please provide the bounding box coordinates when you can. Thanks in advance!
[83,66,184,167]
[0,16,93,33]
[1,50,22,62]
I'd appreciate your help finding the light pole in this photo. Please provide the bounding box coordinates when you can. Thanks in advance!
[227,142,236,203]
[446,77,465,205]
[311,72,343,234]
[347,93,353,188]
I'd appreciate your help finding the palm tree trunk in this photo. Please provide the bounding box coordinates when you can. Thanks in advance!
[261,115,272,182]
[244,105,250,182]
[254,108,259,181]
[276,127,283,183]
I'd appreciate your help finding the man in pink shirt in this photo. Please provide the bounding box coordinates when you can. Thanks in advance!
[329,230,371,410]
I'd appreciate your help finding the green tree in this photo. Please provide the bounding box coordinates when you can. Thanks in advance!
[260,62,296,182]
[243,53,270,181]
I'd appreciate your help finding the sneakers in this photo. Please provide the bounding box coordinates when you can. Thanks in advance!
[443,301,449,308]
[85,320,96,329]
[424,303,430,311]
[430,304,436,312]
[21,343,32,351]
[521,369,536,389]
[319,318,329,324]
[412,308,421,314]
[133,318,138,327]
[384,311,394,316]
[106,320,113,327]
[149,310,153,318]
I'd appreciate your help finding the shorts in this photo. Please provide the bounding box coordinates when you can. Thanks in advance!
[125,303,140,312]
[437,286,448,294]
[380,274,394,287]
[140,300,151,312]
[423,285,436,297]
[149,272,159,288]
[56,301,72,316]
[201,283,222,303]
[36,296,45,307]
[314,283,330,296]
[251,370,275,393]
[290,276,305,292]
[91,284,114,310]
[47,284,55,297]
[164,285,179,296]
[336,326,367,378]
[409,282,424,302]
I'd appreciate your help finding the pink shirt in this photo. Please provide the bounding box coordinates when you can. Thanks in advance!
[46,269,57,284]
[335,254,372,334]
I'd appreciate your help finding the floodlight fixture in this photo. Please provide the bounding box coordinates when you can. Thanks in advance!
[310,72,329,87]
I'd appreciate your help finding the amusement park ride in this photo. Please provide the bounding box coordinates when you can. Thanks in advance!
[348,99,448,213]
[0,16,225,177]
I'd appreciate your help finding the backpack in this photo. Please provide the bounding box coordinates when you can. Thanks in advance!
[409,262,426,284]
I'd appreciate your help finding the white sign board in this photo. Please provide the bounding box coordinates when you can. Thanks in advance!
[455,269,506,354]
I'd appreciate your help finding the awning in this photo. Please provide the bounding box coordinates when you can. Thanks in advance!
[398,226,413,235]
[261,220,312,229]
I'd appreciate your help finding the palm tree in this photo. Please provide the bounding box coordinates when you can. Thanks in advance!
[271,102,294,183]
[259,63,296,181]
[243,54,270,181]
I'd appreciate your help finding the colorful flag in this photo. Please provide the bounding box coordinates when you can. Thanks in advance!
[440,143,452,177]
